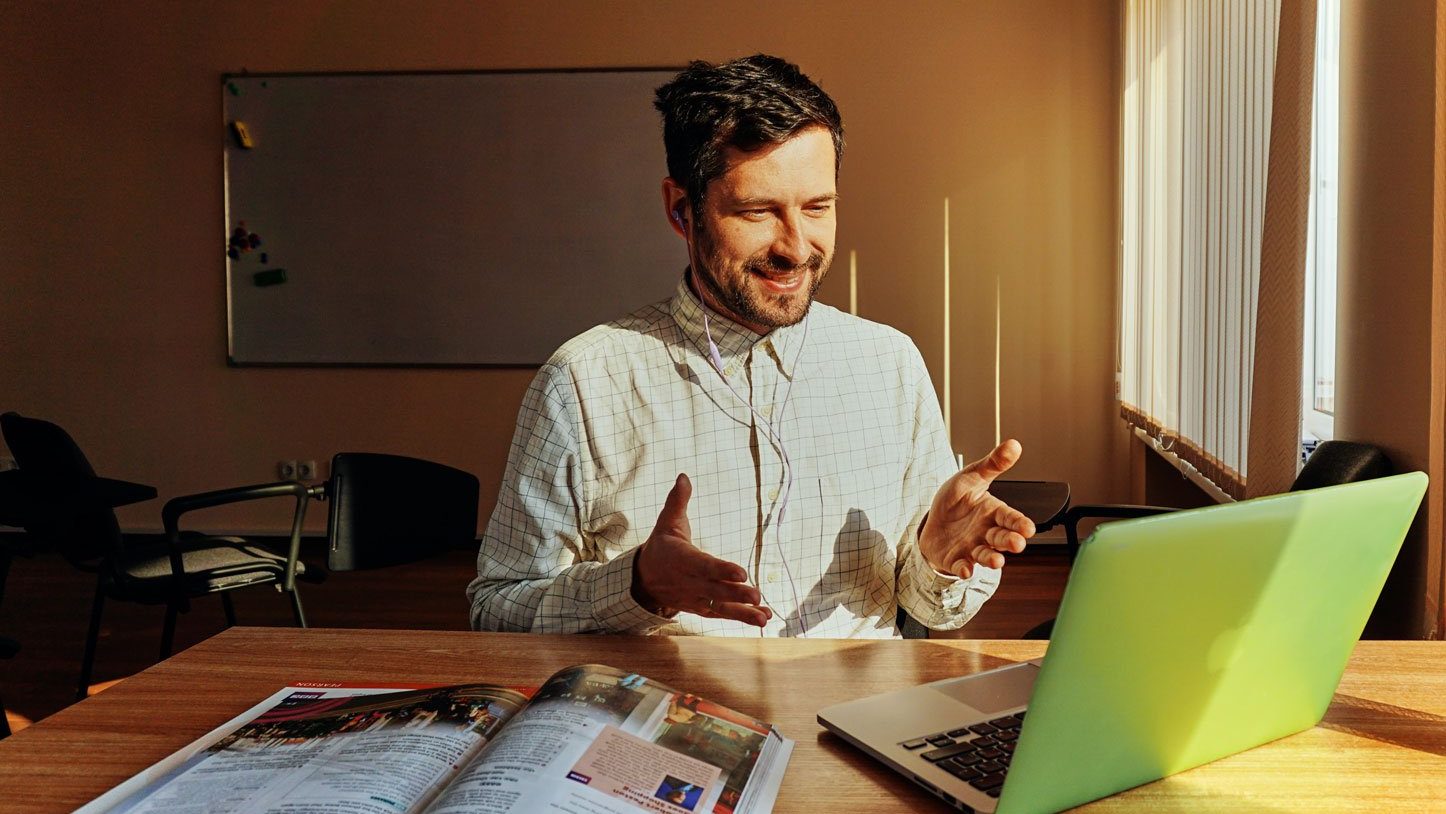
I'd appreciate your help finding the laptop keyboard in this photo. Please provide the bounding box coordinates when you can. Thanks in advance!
[899,712,1025,798]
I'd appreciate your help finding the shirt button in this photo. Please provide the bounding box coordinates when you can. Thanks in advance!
[760,404,774,418]
[767,488,780,501]
[766,570,780,584]
[723,364,737,377]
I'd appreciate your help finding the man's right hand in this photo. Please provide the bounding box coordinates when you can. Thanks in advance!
[632,473,772,627]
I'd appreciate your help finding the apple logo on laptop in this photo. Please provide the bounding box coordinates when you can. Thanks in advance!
[1206,624,1246,674]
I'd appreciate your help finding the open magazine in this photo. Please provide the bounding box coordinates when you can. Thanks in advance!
[77,664,793,814]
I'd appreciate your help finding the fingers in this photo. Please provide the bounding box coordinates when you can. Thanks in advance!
[694,560,767,625]
[991,503,1035,539]
[942,527,1025,579]
[709,601,772,627]
[985,526,1028,553]
[948,557,974,580]
[971,547,1006,570]
[653,473,692,536]
[948,544,1006,576]
[700,572,763,607]
[964,438,1023,484]
[702,554,748,585]
[636,526,770,625]
[985,500,1032,556]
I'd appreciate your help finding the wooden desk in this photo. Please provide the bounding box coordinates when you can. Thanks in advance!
[0,629,1442,812]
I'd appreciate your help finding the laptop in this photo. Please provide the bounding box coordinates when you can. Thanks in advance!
[818,472,1428,813]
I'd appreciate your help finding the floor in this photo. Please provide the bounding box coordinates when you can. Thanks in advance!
[0,544,1070,735]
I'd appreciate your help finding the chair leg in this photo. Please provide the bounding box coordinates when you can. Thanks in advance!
[288,587,307,629]
[0,688,10,739]
[78,577,106,701]
[159,602,180,661]
[221,593,237,627]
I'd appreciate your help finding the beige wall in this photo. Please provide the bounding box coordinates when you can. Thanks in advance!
[1433,0,1446,641]
[1338,0,1444,639]
[0,1,1125,534]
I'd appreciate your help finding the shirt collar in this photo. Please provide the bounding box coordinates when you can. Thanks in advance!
[669,271,808,378]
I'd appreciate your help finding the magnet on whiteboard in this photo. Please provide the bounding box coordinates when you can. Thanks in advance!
[253,268,287,287]
[230,120,254,149]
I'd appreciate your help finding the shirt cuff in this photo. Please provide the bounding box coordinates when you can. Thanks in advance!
[588,545,678,634]
[910,543,967,600]
[899,543,1000,632]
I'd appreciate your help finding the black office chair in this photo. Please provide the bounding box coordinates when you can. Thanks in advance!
[316,452,479,573]
[147,452,477,636]
[0,412,317,700]
[0,638,13,739]
[1021,440,1394,639]
[0,531,21,739]
[0,472,43,737]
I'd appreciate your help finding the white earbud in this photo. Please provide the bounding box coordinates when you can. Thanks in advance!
[707,342,726,374]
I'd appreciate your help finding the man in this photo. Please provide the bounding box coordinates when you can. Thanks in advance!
[468,54,1033,637]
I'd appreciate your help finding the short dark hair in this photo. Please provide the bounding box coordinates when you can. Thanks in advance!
[654,54,844,208]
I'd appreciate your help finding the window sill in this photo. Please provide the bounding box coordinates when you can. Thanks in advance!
[1133,427,1236,505]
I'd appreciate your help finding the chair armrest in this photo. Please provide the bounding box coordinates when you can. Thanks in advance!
[990,480,1072,531]
[1061,504,1177,560]
[161,482,314,592]
[0,470,157,526]
[1063,504,1175,523]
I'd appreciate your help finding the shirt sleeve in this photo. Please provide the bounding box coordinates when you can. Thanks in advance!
[466,361,675,634]
[893,342,1000,631]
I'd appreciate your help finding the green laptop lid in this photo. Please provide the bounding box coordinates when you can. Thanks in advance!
[997,472,1427,814]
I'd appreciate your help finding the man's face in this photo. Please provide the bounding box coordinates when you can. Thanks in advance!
[682,126,838,334]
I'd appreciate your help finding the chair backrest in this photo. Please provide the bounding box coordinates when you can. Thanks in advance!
[1,412,99,480]
[1291,440,1393,491]
[324,452,479,571]
[0,412,122,567]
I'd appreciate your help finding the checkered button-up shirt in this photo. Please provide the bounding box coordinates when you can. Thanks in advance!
[467,277,999,637]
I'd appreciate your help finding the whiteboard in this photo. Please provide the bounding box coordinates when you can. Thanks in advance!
[223,70,686,365]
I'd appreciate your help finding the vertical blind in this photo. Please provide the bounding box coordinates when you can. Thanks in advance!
[1120,0,1308,499]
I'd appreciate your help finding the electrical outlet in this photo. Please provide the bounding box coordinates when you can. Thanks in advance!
[278,459,299,480]
[297,460,317,480]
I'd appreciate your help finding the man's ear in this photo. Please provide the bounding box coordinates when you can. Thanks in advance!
[661,177,690,239]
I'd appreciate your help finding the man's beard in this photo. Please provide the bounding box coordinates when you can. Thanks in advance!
[692,223,830,330]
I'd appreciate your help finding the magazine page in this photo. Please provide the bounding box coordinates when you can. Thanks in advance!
[80,682,530,814]
[424,665,790,814]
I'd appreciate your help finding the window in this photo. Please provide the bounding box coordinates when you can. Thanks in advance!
[1302,0,1340,447]
[1118,0,1285,499]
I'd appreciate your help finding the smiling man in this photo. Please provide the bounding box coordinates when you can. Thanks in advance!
[467,55,1034,637]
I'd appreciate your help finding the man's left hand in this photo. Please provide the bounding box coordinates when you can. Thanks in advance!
[919,439,1036,579]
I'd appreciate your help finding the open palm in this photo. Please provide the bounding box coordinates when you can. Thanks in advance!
[919,439,1036,579]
